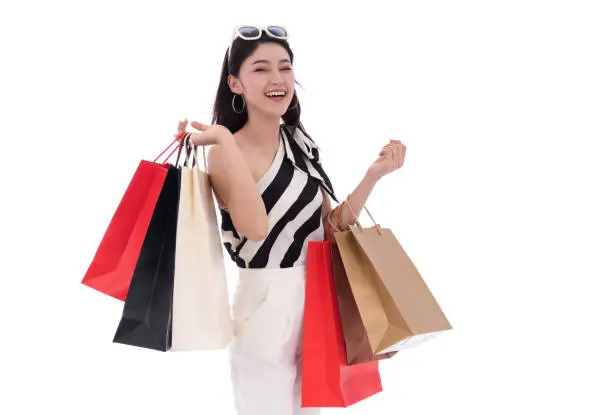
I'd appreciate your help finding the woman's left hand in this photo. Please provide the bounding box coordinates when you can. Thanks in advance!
[367,139,406,180]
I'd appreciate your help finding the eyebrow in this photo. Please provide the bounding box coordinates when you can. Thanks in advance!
[252,59,292,65]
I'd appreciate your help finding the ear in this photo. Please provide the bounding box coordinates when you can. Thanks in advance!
[227,75,242,94]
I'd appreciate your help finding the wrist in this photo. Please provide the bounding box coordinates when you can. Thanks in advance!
[365,168,381,185]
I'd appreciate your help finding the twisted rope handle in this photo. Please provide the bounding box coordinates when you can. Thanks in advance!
[343,193,383,235]
[326,195,348,242]
[326,202,340,241]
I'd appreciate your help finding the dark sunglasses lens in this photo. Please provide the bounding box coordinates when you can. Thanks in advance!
[238,26,260,38]
[267,26,287,38]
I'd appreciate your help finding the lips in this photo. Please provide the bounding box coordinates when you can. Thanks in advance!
[265,92,287,102]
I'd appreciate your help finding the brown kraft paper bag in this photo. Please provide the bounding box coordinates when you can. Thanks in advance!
[330,240,397,365]
[335,200,452,355]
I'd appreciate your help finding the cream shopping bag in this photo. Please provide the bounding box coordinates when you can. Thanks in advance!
[171,144,233,350]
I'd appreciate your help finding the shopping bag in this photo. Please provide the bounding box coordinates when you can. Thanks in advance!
[171,145,233,351]
[301,239,383,408]
[330,241,397,365]
[112,139,187,351]
[335,199,452,356]
[327,204,397,365]
[81,136,185,301]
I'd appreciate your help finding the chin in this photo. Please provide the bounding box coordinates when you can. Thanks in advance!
[261,103,289,116]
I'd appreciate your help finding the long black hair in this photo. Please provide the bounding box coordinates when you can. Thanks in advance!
[210,31,315,143]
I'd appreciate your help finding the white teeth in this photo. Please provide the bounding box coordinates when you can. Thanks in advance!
[265,91,286,97]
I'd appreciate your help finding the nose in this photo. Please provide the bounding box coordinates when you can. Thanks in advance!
[270,70,285,84]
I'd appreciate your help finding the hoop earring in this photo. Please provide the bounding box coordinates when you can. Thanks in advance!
[232,93,245,114]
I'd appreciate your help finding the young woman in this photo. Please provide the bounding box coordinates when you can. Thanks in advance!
[176,25,405,415]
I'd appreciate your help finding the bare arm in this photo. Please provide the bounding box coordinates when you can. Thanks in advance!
[333,170,379,230]
[207,135,269,241]
[332,139,406,229]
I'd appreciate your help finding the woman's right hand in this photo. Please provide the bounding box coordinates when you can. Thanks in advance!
[175,119,233,146]
[191,121,234,146]
[174,118,189,141]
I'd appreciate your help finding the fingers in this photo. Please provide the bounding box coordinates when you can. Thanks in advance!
[380,142,393,155]
[382,140,406,167]
[191,121,210,131]
[177,118,188,132]
[379,149,394,167]
[174,119,188,141]
[173,120,215,145]
[175,131,188,142]
[378,141,406,170]
[187,132,201,146]
[392,146,399,169]
[379,147,392,157]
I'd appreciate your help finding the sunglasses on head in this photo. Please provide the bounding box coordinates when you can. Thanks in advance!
[227,25,289,71]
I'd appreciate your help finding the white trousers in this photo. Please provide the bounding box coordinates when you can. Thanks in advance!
[229,265,321,415]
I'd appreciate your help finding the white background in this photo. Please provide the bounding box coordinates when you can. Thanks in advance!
[2,0,611,414]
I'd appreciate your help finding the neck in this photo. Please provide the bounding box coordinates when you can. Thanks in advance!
[240,111,283,146]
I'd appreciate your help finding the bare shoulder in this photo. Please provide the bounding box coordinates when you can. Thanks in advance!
[206,144,229,207]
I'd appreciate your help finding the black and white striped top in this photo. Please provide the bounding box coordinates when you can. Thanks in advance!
[218,124,339,269]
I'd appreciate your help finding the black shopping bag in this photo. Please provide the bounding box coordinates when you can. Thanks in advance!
[112,141,188,351]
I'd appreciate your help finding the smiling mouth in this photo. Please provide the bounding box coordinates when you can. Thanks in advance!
[265,94,287,101]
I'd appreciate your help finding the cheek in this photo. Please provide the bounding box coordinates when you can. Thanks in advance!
[242,74,265,95]
[244,77,268,96]
[284,74,296,92]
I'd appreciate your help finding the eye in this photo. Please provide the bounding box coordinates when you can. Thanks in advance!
[254,68,292,72]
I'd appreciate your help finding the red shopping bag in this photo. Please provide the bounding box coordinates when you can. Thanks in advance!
[301,239,383,407]
[81,135,185,301]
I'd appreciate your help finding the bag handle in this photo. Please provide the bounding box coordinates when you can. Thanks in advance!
[343,193,383,235]
[182,135,195,168]
[181,133,208,171]
[153,139,180,164]
[326,199,343,241]
[153,131,190,165]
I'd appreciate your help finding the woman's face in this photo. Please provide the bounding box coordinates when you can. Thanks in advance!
[229,42,295,117]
